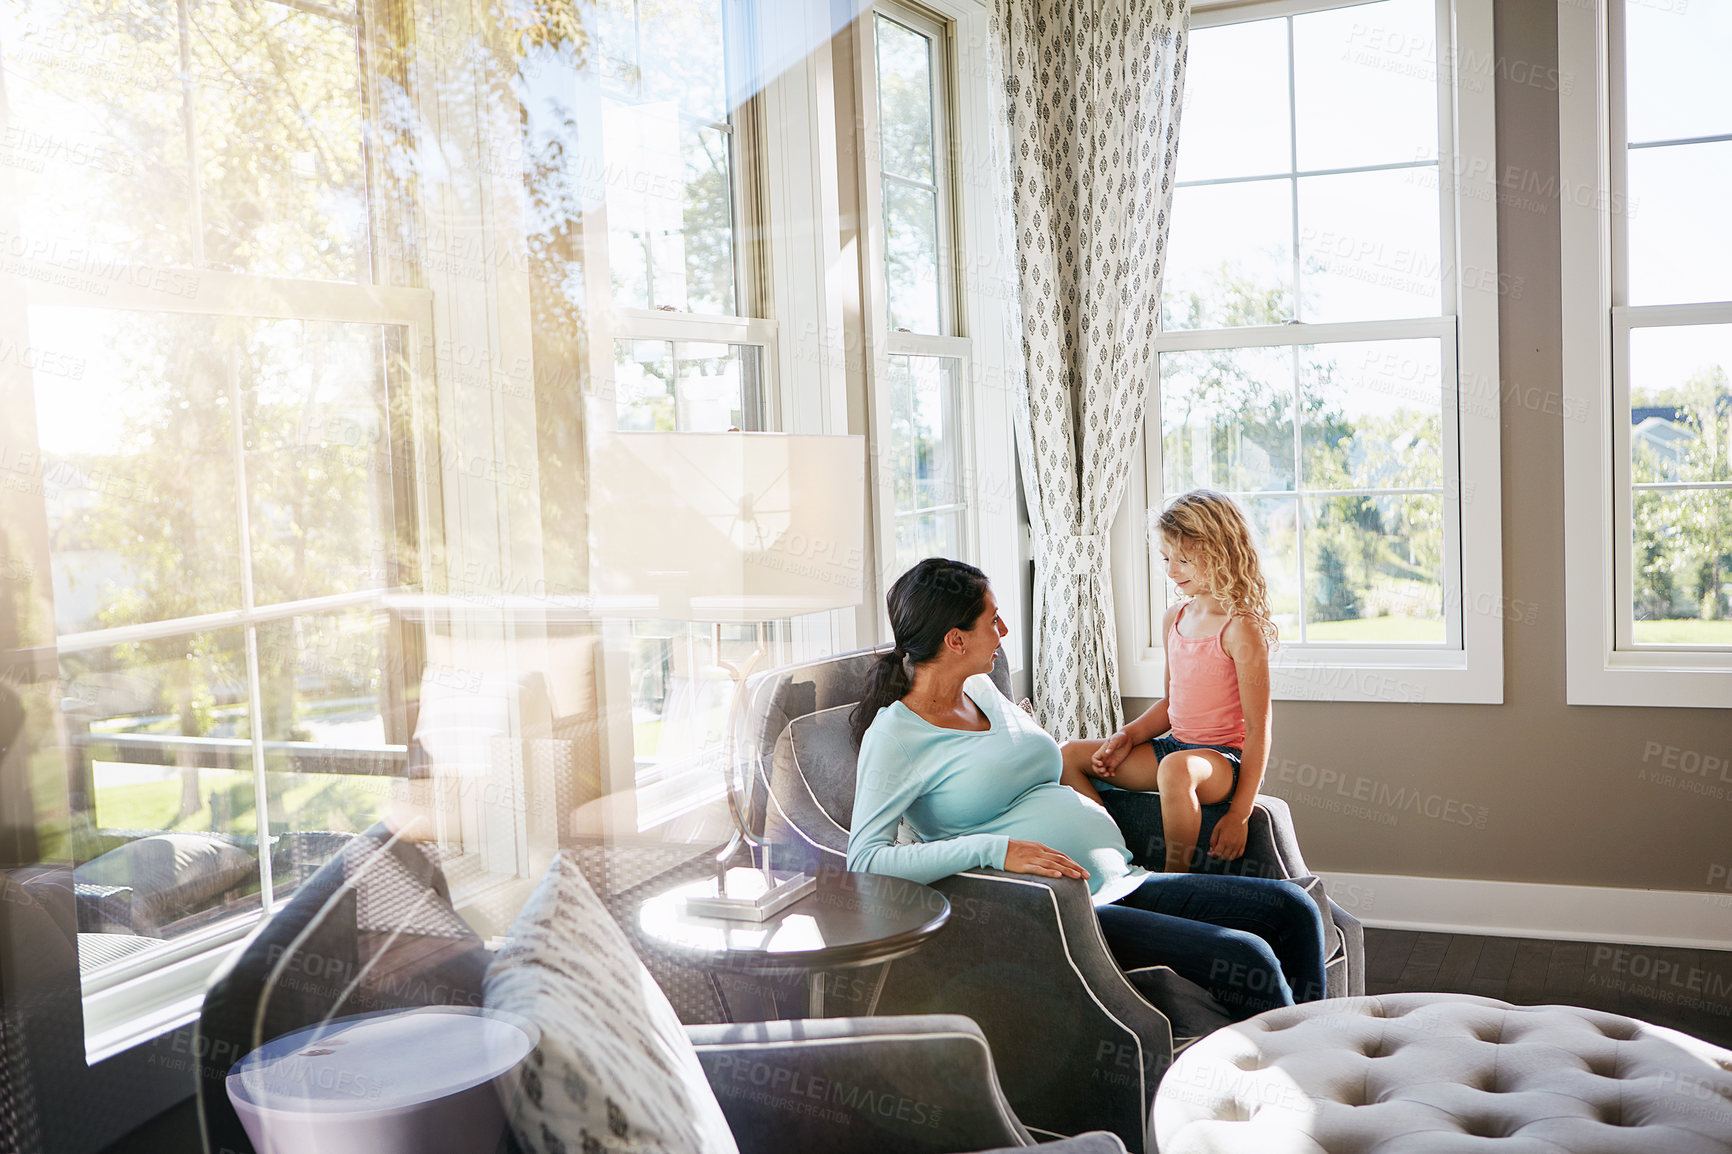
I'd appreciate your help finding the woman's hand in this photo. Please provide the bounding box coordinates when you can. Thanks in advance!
[1089,731,1134,778]
[1004,840,1089,880]
[1208,811,1250,861]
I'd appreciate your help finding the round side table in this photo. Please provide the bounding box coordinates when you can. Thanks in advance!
[226,1005,538,1154]
[637,867,951,1018]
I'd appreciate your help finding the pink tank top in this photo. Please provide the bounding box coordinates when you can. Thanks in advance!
[1166,603,1246,747]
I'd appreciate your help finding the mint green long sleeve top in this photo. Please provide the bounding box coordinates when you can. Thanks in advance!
[846,675,1147,904]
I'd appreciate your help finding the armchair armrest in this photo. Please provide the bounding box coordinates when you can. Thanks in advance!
[976,1137,1127,1153]
[826,869,1171,1153]
[689,1014,1030,1154]
[1327,897,1365,996]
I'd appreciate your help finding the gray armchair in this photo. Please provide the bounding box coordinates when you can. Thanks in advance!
[695,1014,1126,1153]
[743,645,1363,1154]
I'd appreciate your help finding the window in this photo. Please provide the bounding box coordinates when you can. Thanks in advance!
[860,2,977,580]
[566,0,804,800]
[1116,0,1503,703]
[581,0,776,436]
[1561,0,1732,706]
[2,0,433,1056]
[0,0,1024,1089]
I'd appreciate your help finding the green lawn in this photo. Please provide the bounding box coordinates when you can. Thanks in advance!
[92,769,392,838]
[1302,616,1447,643]
[1631,619,1732,646]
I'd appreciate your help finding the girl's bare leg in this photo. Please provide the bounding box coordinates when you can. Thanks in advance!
[1154,750,1238,873]
[1060,739,1161,805]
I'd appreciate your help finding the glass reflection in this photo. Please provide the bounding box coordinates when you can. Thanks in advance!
[32,307,242,636]
[5,0,368,280]
[887,355,963,573]
[612,341,765,431]
[597,0,737,314]
[60,630,260,941]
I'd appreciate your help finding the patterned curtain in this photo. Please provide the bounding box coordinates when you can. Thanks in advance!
[990,0,1189,739]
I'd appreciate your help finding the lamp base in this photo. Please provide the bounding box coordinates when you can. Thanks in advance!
[683,867,817,921]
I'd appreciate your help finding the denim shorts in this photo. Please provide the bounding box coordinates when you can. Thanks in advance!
[1148,735,1242,794]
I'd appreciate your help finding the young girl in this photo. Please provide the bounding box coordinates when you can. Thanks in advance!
[1060,490,1278,872]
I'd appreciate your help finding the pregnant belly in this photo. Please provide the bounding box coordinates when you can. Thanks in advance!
[981,783,1135,895]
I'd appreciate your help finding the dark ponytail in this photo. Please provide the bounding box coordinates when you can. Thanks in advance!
[849,558,990,746]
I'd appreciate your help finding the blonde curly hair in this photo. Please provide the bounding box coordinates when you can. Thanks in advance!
[1154,490,1279,649]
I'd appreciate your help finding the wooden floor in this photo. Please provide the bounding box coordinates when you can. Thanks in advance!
[1365,927,1732,1050]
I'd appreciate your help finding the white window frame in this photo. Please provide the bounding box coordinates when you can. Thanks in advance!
[854,0,1023,656]
[1560,0,1732,707]
[21,269,436,1062]
[13,0,481,1062]
[1114,0,1504,704]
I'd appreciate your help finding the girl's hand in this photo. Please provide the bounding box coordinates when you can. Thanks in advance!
[1208,811,1250,861]
[1090,731,1134,777]
[1004,840,1089,880]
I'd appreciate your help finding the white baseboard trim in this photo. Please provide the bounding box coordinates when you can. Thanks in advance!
[1317,871,1732,951]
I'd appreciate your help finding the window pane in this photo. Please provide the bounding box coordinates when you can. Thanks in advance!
[1297,168,1440,322]
[598,0,736,314]
[187,0,369,280]
[601,0,727,119]
[602,107,737,314]
[1293,0,1438,171]
[256,610,400,898]
[1163,179,1294,330]
[3,4,192,270]
[2,1,367,281]
[895,511,963,574]
[63,630,260,941]
[1303,494,1445,643]
[1239,496,1301,642]
[247,321,408,606]
[1625,142,1732,307]
[1632,488,1732,647]
[1175,19,1290,182]
[883,180,942,334]
[628,622,737,773]
[612,341,766,431]
[875,14,936,184]
[1629,325,1732,486]
[30,308,241,636]
[1160,346,1295,493]
[887,355,962,516]
[1301,339,1444,490]
[1624,0,1732,146]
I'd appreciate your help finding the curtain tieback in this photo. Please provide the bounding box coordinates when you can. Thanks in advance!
[1035,532,1107,578]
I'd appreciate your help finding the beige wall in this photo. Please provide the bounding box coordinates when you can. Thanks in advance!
[1125,1,1732,896]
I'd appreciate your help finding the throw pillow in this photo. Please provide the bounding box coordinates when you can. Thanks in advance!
[484,853,739,1154]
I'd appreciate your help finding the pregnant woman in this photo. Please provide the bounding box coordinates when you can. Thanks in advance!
[846,557,1326,1018]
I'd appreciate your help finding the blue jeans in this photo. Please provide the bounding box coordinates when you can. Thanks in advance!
[1095,873,1327,1019]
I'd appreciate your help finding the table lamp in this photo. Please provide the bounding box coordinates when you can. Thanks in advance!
[589,431,865,919]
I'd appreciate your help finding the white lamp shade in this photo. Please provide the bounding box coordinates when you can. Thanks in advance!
[588,432,866,621]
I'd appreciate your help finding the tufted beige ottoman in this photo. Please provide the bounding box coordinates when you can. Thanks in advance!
[1154,993,1732,1153]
